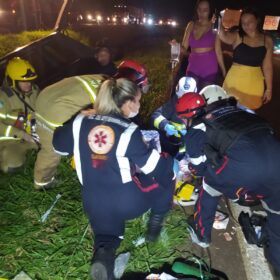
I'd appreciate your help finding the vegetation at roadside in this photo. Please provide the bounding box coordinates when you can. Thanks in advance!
[0,30,192,279]
[0,30,91,57]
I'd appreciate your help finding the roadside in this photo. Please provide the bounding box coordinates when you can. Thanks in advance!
[183,196,276,280]
[229,203,274,280]
[183,198,247,280]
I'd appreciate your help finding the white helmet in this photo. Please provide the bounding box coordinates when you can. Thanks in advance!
[176,76,197,98]
[199,85,228,104]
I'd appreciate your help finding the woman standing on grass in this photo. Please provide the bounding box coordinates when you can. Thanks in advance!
[219,8,273,110]
[181,0,226,91]
[52,78,175,280]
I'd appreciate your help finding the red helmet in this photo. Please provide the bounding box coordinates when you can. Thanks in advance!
[176,92,206,118]
[115,60,149,93]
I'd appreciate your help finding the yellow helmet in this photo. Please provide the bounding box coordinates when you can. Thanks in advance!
[5,57,37,89]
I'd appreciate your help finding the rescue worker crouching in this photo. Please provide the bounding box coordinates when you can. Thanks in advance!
[52,78,175,280]
[150,76,197,157]
[175,85,280,276]
[34,60,149,190]
[0,57,39,173]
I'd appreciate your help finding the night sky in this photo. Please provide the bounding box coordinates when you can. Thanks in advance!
[81,0,280,23]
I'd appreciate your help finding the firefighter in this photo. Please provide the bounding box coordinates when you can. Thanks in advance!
[175,86,280,276]
[34,60,149,190]
[0,57,39,173]
[52,78,175,280]
[151,76,196,156]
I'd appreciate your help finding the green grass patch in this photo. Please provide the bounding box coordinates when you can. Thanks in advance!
[0,151,191,279]
[0,31,193,279]
[0,29,91,57]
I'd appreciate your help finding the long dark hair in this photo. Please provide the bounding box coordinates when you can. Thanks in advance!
[194,0,214,21]
[239,7,263,37]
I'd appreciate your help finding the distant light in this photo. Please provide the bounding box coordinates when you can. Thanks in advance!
[147,18,153,25]
[159,20,163,25]
[112,17,117,22]
[143,17,146,24]
[96,15,102,22]
[171,20,177,27]
[87,14,93,21]
[12,9,16,14]
[123,17,128,23]
[107,17,110,21]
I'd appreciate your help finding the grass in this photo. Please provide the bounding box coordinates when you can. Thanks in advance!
[0,31,194,279]
[0,152,191,279]
[0,30,91,57]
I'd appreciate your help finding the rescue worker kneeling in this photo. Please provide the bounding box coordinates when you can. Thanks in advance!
[175,85,280,276]
[150,76,197,156]
[34,60,149,190]
[52,78,175,280]
[0,57,39,173]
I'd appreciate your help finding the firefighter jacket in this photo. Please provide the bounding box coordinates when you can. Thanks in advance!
[0,83,39,141]
[35,74,106,131]
[53,113,174,191]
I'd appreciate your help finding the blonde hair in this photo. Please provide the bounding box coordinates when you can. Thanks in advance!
[95,78,138,115]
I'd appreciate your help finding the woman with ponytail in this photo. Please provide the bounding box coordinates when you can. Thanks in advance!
[52,78,175,280]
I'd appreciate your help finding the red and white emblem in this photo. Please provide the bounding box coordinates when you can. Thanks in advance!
[88,125,115,154]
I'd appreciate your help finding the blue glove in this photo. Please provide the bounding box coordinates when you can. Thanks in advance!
[164,123,177,136]
[173,159,179,178]
[180,129,187,136]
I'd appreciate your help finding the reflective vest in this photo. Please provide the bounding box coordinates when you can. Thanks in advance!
[0,84,38,141]
[35,74,106,130]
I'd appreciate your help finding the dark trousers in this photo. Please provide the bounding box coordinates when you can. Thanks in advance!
[194,133,280,273]
[82,177,175,250]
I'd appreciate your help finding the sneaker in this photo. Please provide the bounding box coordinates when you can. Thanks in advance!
[91,262,110,280]
[187,216,210,248]
[90,247,115,280]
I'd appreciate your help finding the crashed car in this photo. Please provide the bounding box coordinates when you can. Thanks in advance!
[0,1,101,90]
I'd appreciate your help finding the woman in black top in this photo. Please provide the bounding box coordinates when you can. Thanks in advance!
[219,8,273,110]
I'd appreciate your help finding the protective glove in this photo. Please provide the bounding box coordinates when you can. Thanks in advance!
[22,132,35,143]
[180,129,187,136]
[164,123,177,136]
[173,159,179,179]
[31,132,40,143]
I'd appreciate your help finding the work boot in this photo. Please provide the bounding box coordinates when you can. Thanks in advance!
[146,212,166,242]
[90,247,116,280]
[34,179,56,191]
[7,166,24,173]
[187,215,210,248]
